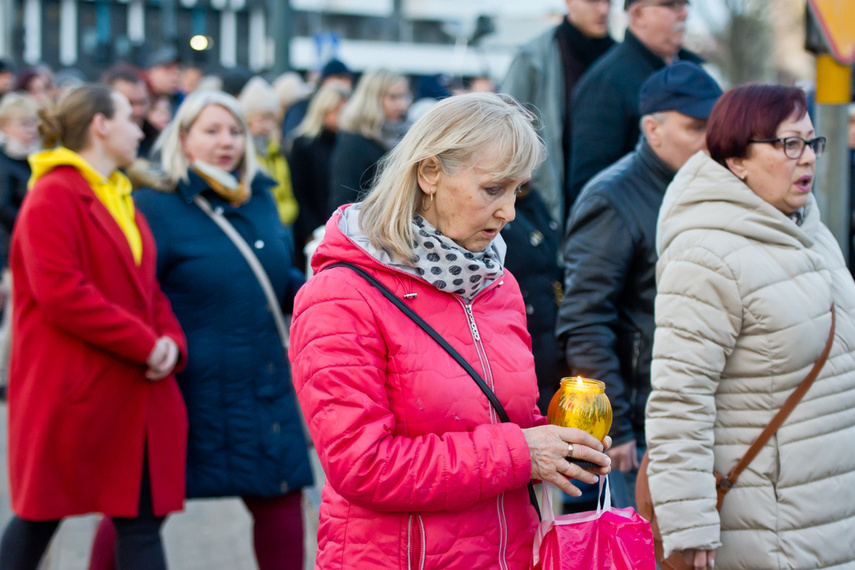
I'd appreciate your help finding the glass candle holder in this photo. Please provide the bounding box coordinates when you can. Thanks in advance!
[547,377,612,467]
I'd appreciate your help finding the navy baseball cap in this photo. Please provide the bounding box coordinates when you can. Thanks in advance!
[639,62,723,119]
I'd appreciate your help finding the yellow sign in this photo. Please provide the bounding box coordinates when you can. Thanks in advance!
[808,0,855,64]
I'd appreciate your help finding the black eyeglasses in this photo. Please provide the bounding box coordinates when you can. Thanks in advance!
[748,136,827,159]
[641,0,690,10]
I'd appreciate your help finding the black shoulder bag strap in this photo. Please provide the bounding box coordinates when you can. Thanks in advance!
[326,261,542,520]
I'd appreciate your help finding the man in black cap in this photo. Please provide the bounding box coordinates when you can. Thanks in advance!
[281,58,353,138]
[556,61,721,509]
[568,0,701,203]
[502,0,615,224]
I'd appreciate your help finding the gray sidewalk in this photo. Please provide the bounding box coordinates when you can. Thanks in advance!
[0,404,321,570]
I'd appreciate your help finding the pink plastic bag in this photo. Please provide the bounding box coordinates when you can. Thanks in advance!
[532,477,655,570]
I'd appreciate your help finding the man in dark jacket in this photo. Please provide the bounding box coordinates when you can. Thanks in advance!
[502,0,614,224]
[557,62,721,508]
[101,64,160,158]
[568,0,702,202]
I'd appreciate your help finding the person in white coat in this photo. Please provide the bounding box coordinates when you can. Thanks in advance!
[646,83,855,570]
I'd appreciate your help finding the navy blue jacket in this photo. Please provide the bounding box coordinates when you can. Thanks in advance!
[569,30,702,201]
[500,189,566,414]
[134,171,313,498]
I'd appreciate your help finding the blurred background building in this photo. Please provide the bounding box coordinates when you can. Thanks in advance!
[0,0,823,86]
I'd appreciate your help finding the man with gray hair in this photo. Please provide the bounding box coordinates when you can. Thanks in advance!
[557,61,722,508]
[568,0,701,202]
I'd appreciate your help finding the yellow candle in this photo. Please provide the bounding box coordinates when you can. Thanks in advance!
[547,377,612,442]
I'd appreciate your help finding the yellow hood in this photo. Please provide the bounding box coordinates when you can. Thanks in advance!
[28,147,132,195]
[28,146,141,264]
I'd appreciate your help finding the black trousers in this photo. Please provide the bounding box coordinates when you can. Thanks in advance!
[0,453,166,570]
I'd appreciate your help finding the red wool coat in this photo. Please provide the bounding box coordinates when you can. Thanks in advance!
[289,208,545,569]
[8,165,188,520]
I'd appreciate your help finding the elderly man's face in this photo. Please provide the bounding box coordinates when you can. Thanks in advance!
[630,0,689,61]
[566,0,611,39]
[644,110,706,172]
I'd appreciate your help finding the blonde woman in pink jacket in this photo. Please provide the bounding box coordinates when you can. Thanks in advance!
[289,93,612,570]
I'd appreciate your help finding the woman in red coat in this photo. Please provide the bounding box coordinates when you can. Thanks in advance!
[0,84,188,570]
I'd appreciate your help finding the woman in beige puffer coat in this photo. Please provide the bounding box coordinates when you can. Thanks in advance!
[647,84,855,570]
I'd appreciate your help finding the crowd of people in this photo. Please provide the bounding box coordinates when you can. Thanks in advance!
[0,0,855,568]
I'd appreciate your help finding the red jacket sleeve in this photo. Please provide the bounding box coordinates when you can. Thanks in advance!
[14,181,159,364]
[289,273,533,513]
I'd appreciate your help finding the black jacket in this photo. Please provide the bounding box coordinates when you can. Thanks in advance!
[556,138,674,445]
[568,30,701,202]
[501,189,566,414]
[138,120,160,160]
[0,147,31,266]
[289,128,337,252]
[328,131,386,211]
[282,97,310,140]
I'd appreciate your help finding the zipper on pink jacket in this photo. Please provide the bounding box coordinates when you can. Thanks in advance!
[407,514,425,570]
[460,298,510,570]
[461,301,498,424]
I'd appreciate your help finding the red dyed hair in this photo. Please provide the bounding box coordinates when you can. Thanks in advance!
[706,84,809,167]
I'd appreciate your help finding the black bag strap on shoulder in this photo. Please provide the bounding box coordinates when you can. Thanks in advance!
[326,261,541,520]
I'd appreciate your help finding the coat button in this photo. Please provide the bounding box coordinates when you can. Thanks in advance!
[214,207,224,215]
[280,482,289,493]
[272,422,280,433]
[526,304,534,315]
[254,240,264,249]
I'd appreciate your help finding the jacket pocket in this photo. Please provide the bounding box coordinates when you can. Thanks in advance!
[407,514,425,570]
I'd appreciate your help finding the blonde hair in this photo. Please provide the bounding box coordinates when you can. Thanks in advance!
[154,90,258,185]
[0,92,39,127]
[293,84,350,139]
[36,84,115,151]
[273,72,311,114]
[339,68,406,142]
[359,92,545,263]
[239,76,278,119]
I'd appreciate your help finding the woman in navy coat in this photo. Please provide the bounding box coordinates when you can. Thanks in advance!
[91,90,313,570]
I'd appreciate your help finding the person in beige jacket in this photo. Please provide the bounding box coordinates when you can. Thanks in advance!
[647,83,855,570]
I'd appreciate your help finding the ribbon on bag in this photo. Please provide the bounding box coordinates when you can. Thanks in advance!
[532,477,655,570]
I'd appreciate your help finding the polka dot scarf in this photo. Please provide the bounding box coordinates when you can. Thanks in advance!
[412,215,503,301]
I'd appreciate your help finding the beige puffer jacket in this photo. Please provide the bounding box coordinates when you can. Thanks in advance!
[647,152,855,569]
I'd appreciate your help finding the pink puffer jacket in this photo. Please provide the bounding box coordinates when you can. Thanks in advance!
[289,208,544,569]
